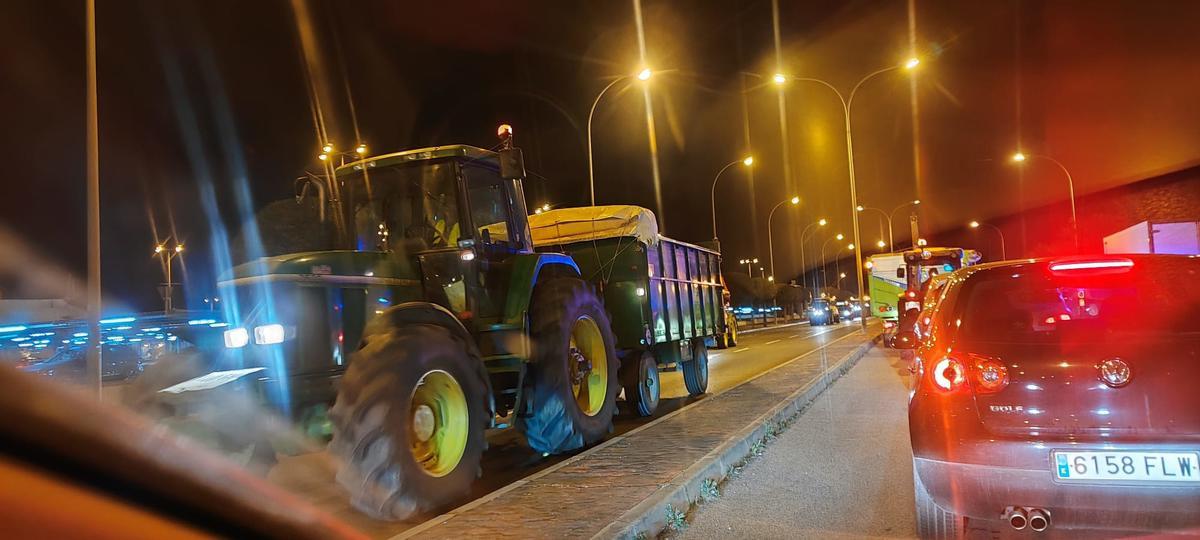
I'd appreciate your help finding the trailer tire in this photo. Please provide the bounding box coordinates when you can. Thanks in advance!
[520,278,619,455]
[621,351,660,417]
[681,339,709,397]
[330,323,488,521]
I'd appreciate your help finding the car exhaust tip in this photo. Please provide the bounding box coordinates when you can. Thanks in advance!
[1004,506,1029,530]
[1028,508,1050,532]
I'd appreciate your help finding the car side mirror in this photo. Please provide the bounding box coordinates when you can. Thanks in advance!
[892,331,919,349]
[499,147,525,180]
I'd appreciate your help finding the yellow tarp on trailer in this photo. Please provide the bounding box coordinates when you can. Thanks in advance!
[485,205,660,247]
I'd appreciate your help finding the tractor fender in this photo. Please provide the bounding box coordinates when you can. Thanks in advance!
[366,302,495,419]
[502,253,581,326]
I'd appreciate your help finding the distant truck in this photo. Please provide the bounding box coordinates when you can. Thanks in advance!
[867,247,980,345]
[1103,221,1199,255]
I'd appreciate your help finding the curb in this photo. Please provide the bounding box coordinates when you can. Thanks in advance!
[595,333,880,539]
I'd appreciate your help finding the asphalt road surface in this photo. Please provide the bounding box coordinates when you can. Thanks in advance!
[268,319,866,538]
[680,346,917,540]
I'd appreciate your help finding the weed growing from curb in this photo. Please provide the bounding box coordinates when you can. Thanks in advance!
[700,478,721,501]
[665,505,687,531]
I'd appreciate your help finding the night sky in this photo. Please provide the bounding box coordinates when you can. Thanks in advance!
[2,0,1199,312]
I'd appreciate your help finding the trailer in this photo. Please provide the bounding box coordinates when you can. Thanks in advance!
[1103,220,1199,255]
[512,205,725,416]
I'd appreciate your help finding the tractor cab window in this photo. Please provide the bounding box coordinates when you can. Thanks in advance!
[345,161,461,252]
[464,165,514,249]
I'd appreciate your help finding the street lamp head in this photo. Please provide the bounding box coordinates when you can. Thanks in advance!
[847,243,855,250]
[175,245,184,253]
[753,258,759,263]
[855,205,864,212]
[1011,152,1027,163]
[355,143,368,154]
[835,233,844,241]
[542,203,551,212]
[322,143,334,153]
[864,261,874,269]
[904,57,920,70]
[636,68,652,81]
[969,220,981,229]
[917,238,928,247]
[154,245,164,254]
[789,196,800,205]
[534,208,543,215]
[876,240,886,248]
[772,73,787,85]
[768,276,775,282]
[742,156,754,167]
[840,272,846,278]
[318,153,329,161]
[912,199,921,205]
[818,218,827,226]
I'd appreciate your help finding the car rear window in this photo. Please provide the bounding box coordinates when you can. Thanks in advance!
[957,257,1200,343]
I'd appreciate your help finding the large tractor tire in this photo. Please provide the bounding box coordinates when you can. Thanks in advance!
[620,350,660,417]
[724,314,739,348]
[681,338,709,397]
[519,278,620,454]
[330,323,489,521]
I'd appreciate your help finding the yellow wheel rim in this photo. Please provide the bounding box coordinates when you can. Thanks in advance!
[568,316,608,417]
[408,369,469,478]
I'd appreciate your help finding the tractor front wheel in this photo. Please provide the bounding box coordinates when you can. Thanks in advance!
[330,323,488,521]
[520,278,619,454]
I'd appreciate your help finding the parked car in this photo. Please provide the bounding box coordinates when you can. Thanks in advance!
[809,299,836,325]
[898,255,1200,538]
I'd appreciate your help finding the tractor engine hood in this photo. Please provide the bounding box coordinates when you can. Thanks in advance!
[221,250,422,287]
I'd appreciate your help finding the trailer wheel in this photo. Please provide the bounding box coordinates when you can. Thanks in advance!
[681,339,709,397]
[520,278,619,454]
[330,323,488,521]
[621,351,660,417]
[725,315,739,347]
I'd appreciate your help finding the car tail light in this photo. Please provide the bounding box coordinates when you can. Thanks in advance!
[883,320,896,329]
[931,357,966,393]
[972,357,1009,393]
[1049,257,1134,275]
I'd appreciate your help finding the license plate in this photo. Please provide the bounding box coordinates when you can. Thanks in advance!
[1053,451,1200,483]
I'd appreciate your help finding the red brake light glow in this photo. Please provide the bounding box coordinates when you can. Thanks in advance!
[1048,258,1134,273]
[932,357,966,392]
[972,357,1009,393]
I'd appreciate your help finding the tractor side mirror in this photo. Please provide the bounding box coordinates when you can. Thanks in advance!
[499,147,525,180]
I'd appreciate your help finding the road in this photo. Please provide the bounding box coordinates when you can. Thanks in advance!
[268,319,866,537]
[679,345,917,539]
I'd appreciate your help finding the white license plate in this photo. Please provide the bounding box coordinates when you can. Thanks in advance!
[1053,451,1200,483]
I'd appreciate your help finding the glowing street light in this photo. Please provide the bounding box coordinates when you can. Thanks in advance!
[153,238,185,314]
[322,143,334,153]
[772,73,787,85]
[767,196,801,279]
[710,156,755,245]
[1010,151,1077,251]
[317,153,329,161]
[857,199,920,249]
[769,56,923,328]
[587,68,654,206]
[969,220,1007,260]
[876,240,887,249]
[355,143,368,155]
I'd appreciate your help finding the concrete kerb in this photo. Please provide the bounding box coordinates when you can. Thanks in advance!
[595,333,881,539]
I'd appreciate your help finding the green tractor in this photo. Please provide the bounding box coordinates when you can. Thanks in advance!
[130,133,662,520]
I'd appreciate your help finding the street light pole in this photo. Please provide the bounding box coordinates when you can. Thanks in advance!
[767,196,799,280]
[587,69,651,207]
[1012,152,1078,251]
[889,200,921,249]
[969,220,1007,260]
[710,156,753,246]
[155,241,184,313]
[85,0,102,398]
[799,218,827,300]
[820,234,845,293]
[775,58,919,330]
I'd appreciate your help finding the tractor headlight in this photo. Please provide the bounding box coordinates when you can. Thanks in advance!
[223,328,249,349]
[254,324,287,345]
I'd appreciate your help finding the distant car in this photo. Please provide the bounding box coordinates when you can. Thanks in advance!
[898,255,1200,538]
[809,299,836,325]
[836,301,854,321]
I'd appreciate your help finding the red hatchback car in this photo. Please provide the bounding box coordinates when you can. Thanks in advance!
[898,255,1200,538]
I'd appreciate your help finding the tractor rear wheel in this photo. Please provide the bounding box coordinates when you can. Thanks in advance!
[330,323,488,521]
[681,339,709,397]
[620,351,660,417]
[519,278,619,454]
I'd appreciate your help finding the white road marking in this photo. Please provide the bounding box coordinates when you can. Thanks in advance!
[788,334,801,338]
[764,339,781,345]
[733,347,751,353]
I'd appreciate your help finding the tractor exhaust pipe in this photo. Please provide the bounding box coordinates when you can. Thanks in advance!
[1028,508,1050,532]
[1005,506,1029,530]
